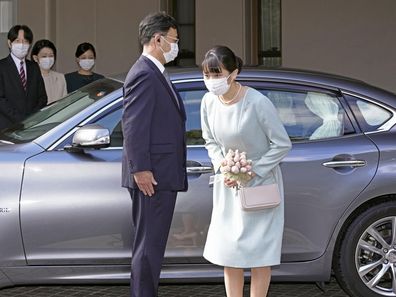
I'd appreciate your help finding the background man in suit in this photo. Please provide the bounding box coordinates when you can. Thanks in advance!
[121,12,187,297]
[0,25,47,130]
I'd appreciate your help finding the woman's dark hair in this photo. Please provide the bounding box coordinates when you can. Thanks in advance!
[75,42,96,58]
[7,25,33,44]
[139,12,178,46]
[202,46,243,75]
[31,39,57,60]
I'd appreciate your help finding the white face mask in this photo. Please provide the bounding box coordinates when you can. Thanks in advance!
[11,43,30,59]
[160,36,179,63]
[79,59,95,71]
[204,74,231,96]
[39,57,55,71]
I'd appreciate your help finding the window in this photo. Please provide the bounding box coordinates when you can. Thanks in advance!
[89,88,208,148]
[0,0,15,58]
[261,89,355,141]
[94,108,123,147]
[258,0,281,66]
[344,95,392,132]
[169,0,196,67]
[178,89,206,145]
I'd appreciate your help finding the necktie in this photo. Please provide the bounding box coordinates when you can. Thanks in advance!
[19,60,27,91]
[163,70,180,109]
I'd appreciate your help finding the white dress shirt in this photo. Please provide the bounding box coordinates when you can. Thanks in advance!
[142,52,165,74]
[10,52,27,75]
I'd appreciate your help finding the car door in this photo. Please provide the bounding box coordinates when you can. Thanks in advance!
[164,82,213,263]
[248,82,380,262]
[20,102,133,265]
[20,83,215,266]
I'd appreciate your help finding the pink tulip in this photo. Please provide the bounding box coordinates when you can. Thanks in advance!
[231,166,239,174]
[223,165,231,173]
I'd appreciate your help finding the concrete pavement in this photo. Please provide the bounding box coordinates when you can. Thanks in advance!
[0,278,349,296]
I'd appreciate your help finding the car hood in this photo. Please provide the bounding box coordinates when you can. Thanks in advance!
[0,141,44,163]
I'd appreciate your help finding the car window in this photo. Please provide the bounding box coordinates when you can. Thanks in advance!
[261,89,355,142]
[344,94,392,132]
[178,89,206,145]
[93,108,123,148]
[89,89,209,148]
[92,89,209,148]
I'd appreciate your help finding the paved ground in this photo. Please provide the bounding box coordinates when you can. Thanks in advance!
[0,278,349,297]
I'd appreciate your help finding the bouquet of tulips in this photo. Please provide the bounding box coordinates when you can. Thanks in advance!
[219,149,253,186]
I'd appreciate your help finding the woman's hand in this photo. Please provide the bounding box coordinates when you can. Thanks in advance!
[249,171,257,178]
[224,177,238,188]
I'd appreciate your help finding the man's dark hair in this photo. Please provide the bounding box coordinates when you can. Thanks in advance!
[7,25,33,44]
[31,39,57,60]
[75,42,97,58]
[139,12,178,46]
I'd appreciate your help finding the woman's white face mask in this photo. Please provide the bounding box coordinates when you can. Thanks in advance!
[79,59,95,71]
[39,57,55,70]
[203,74,232,96]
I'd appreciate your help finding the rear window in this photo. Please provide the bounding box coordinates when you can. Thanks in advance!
[344,94,392,132]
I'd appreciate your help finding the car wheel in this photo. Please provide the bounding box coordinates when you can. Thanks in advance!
[334,201,396,297]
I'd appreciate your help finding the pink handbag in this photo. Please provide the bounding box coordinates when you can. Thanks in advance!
[238,183,281,211]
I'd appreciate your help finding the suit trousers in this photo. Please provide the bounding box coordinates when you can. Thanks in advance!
[129,189,177,297]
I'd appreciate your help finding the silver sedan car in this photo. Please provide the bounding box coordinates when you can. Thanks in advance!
[1,69,396,297]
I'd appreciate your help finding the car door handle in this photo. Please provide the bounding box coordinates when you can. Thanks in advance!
[322,160,366,168]
[187,166,214,174]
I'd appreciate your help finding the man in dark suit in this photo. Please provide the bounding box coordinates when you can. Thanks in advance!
[0,25,47,130]
[121,12,187,297]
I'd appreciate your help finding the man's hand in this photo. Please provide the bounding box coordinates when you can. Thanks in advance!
[133,171,158,197]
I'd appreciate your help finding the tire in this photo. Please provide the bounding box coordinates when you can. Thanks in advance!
[334,201,396,297]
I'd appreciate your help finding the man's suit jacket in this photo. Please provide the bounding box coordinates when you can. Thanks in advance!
[0,55,47,130]
[121,55,188,192]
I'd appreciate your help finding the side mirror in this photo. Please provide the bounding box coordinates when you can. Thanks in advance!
[68,124,110,150]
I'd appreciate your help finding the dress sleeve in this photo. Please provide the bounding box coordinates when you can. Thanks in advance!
[252,93,292,178]
[200,94,224,173]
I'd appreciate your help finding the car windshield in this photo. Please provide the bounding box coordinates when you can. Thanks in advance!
[0,78,122,144]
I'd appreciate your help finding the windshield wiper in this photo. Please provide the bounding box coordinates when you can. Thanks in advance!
[0,139,15,145]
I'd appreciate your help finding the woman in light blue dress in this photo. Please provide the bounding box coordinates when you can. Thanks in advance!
[200,46,292,297]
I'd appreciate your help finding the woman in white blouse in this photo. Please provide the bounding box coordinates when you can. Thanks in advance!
[31,39,67,104]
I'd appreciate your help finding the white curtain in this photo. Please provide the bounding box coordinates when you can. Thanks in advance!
[305,92,342,140]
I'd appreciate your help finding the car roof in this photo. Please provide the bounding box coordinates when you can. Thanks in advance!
[109,67,396,108]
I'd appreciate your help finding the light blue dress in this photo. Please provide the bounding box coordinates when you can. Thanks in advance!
[201,87,292,268]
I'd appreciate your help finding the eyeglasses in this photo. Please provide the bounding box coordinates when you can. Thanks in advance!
[163,35,179,44]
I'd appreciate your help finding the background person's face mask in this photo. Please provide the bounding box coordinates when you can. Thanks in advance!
[11,43,30,59]
[204,74,231,96]
[39,57,55,71]
[79,59,95,71]
[160,36,179,63]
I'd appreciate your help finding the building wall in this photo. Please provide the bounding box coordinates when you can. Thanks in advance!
[16,0,161,76]
[195,0,246,64]
[10,0,396,93]
[282,0,396,93]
